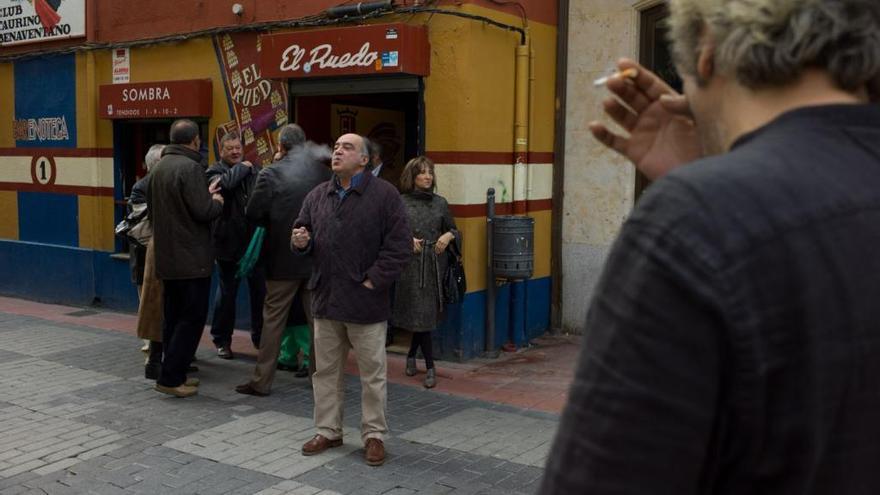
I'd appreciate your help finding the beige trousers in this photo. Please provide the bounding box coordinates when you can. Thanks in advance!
[247,279,312,394]
[312,318,387,442]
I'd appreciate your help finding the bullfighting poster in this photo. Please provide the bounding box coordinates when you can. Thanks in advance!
[213,32,289,165]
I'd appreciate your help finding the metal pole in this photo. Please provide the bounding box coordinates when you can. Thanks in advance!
[486,188,496,356]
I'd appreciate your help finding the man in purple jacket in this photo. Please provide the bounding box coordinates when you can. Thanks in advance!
[292,133,410,467]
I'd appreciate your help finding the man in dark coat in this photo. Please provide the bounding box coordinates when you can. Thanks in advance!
[292,133,410,467]
[206,132,265,359]
[541,0,880,493]
[234,124,331,396]
[147,119,223,398]
[368,140,399,348]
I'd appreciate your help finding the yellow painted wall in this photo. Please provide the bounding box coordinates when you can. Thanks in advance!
[0,191,18,240]
[74,52,115,251]
[76,52,114,149]
[525,20,558,155]
[457,216,488,291]
[78,195,115,250]
[0,62,13,147]
[416,6,557,288]
[531,209,551,279]
[421,5,557,154]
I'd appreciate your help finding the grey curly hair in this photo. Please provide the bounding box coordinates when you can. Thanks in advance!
[668,0,880,97]
[144,144,165,172]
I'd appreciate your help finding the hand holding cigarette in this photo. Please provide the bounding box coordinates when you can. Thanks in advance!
[589,58,703,180]
[593,67,639,87]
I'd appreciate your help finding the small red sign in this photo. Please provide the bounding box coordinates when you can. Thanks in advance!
[98,79,213,119]
[259,23,430,79]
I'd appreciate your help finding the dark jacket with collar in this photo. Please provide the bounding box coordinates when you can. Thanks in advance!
[129,174,149,205]
[294,170,411,324]
[541,104,880,494]
[147,144,222,280]
[206,159,260,261]
[372,162,401,191]
[245,142,331,280]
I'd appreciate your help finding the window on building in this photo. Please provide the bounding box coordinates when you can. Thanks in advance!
[636,3,681,199]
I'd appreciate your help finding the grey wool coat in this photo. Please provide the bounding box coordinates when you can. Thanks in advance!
[391,191,461,332]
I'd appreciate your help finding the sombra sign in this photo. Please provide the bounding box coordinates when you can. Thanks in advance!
[259,23,430,79]
[0,0,85,46]
[98,79,213,119]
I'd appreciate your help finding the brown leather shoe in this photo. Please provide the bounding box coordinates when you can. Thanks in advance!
[302,434,343,456]
[364,438,385,466]
[154,383,197,398]
[234,383,268,397]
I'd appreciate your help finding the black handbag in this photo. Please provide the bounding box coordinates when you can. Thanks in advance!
[444,249,467,304]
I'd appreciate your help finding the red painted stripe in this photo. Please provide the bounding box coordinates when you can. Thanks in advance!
[0,148,114,158]
[0,182,115,197]
[529,152,554,163]
[449,198,552,218]
[428,151,554,164]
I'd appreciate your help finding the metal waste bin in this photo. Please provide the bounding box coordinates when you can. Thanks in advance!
[493,215,534,279]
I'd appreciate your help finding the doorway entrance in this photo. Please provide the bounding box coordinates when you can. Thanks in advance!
[289,76,424,190]
[112,119,209,251]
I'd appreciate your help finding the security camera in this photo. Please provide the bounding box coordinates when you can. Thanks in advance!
[232,3,244,15]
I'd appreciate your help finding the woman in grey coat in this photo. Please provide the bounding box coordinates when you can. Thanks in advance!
[391,156,461,388]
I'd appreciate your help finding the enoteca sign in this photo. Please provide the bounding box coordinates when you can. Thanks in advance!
[98,79,213,119]
[0,0,86,47]
[259,23,430,79]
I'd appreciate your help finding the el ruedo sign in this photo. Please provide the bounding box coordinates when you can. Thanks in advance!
[0,0,85,46]
[98,79,213,119]
[259,23,430,79]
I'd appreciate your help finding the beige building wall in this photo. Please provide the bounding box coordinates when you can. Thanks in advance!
[561,0,664,333]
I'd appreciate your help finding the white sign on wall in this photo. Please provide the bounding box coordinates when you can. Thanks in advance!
[112,47,130,84]
[0,0,86,47]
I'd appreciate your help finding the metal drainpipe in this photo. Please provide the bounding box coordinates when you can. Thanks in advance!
[513,34,531,215]
[485,188,497,355]
[507,34,531,350]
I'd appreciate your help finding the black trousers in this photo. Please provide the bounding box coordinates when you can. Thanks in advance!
[408,331,435,369]
[209,259,265,347]
[158,277,211,388]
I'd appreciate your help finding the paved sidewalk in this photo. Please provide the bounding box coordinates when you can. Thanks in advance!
[0,298,570,494]
[0,297,577,414]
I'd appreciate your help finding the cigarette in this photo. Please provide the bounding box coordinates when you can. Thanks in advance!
[593,68,639,87]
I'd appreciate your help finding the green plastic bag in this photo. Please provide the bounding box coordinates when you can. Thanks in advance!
[236,226,265,279]
[278,324,311,368]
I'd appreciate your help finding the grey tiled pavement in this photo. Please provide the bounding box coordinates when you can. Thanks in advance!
[0,312,559,494]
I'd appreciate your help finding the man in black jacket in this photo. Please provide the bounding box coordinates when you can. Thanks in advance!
[541,0,880,493]
[147,119,223,398]
[235,124,331,396]
[206,132,264,359]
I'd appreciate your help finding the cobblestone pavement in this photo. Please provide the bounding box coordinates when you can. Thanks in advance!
[0,311,559,494]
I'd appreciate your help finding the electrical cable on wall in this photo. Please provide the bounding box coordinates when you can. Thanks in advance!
[486,0,528,28]
[0,3,526,63]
